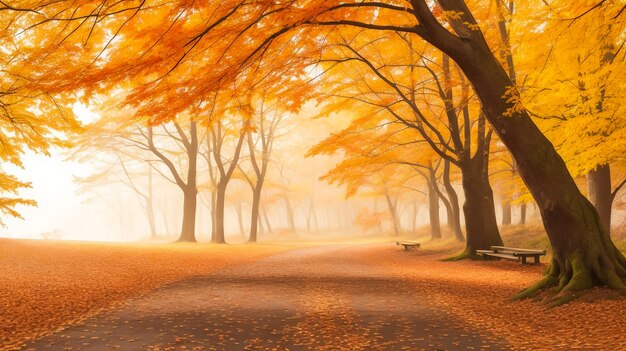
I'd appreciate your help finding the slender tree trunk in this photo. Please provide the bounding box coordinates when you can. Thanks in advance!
[310,199,320,233]
[258,214,265,236]
[306,198,313,233]
[443,160,465,241]
[335,208,342,229]
[313,210,320,232]
[213,182,227,243]
[262,205,273,234]
[587,164,612,233]
[384,192,401,236]
[412,201,418,233]
[284,197,296,231]
[374,199,383,234]
[161,195,173,237]
[519,203,527,225]
[146,199,157,239]
[501,198,512,226]
[210,191,217,242]
[427,175,442,240]
[176,122,198,243]
[248,184,262,242]
[178,187,198,242]
[425,1,626,296]
[438,189,454,228]
[236,202,245,238]
[145,168,157,239]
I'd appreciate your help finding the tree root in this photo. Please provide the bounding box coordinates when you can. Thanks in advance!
[514,254,626,305]
[442,249,472,261]
[513,272,558,301]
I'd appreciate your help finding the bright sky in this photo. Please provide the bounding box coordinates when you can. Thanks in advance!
[0,103,132,241]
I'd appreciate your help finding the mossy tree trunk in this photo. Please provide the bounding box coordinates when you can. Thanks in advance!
[453,115,502,260]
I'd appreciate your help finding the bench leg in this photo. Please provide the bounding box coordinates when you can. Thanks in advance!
[521,256,527,265]
[535,256,540,264]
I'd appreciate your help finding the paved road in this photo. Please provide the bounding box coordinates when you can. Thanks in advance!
[24,245,507,350]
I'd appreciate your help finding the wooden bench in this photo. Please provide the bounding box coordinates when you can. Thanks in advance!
[396,241,421,250]
[477,246,546,264]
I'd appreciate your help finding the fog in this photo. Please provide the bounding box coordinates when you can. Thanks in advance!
[0,102,440,243]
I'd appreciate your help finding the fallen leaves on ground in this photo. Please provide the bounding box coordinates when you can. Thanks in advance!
[0,239,288,350]
[353,244,626,350]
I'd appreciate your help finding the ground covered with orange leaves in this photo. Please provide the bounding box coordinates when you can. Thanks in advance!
[0,239,289,350]
[3,236,626,351]
[369,245,626,350]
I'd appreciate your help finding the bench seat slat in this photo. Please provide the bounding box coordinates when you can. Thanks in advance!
[513,252,544,257]
[490,246,546,254]
[483,253,518,260]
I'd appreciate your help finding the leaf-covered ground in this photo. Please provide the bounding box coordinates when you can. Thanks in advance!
[3,236,626,350]
[22,244,505,351]
[0,239,289,350]
[359,246,626,350]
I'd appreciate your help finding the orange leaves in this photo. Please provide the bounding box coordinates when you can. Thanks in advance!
[354,207,390,232]
[0,180,37,224]
[0,239,286,350]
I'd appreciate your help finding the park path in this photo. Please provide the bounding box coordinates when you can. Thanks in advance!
[23,244,507,351]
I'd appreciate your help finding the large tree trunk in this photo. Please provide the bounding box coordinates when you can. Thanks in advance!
[248,184,262,242]
[449,111,502,260]
[501,198,512,226]
[443,160,465,241]
[428,0,626,297]
[427,174,442,240]
[457,155,503,258]
[587,164,612,233]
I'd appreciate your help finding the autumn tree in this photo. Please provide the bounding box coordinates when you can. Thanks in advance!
[0,7,82,225]
[205,113,247,244]
[238,93,287,242]
[71,89,201,242]
[73,141,160,239]
[317,33,503,255]
[518,2,626,236]
[310,114,441,238]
